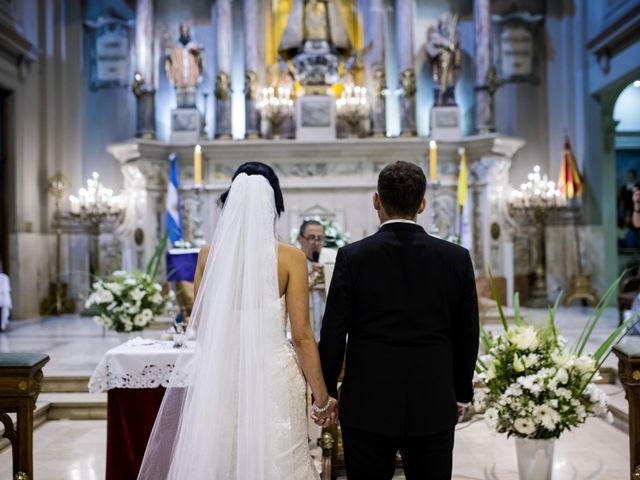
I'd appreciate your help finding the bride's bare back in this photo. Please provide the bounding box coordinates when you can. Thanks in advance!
[193,242,312,340]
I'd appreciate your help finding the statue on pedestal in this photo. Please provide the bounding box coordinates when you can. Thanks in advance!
[426,13,461,106]
[165,23,204,143]
[164,23,204,107]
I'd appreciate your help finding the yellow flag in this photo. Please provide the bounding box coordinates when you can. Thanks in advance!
[457,147,468,211]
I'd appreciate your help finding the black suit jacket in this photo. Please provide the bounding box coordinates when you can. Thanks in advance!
[319,222,479,436]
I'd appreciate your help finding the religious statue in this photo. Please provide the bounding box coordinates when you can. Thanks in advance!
[277,0,352,86]
[426,13,461,106]
[164,23,204,107]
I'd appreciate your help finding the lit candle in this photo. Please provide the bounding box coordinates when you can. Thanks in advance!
[429,140,438,181]
[194,145,202,187]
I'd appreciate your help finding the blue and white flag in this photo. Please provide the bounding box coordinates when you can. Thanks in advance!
[166,153,183,245]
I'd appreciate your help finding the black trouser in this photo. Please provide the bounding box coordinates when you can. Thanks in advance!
[341,424,454,480]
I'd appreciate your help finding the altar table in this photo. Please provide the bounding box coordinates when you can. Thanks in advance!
[89,338,194,480]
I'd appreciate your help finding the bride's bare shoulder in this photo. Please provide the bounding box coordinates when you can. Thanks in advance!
[277,242,305,266]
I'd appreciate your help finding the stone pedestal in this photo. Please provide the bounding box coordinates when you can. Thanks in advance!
[430,106,461,141]
[296,95,336,141]
[170,108,201,144]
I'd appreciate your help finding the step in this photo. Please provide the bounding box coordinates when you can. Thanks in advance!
[40,392,107,420]
[42,375,91,393]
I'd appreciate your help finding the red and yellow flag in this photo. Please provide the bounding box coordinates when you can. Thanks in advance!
[557,136,583,199]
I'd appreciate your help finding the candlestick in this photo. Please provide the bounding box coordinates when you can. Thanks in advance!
[429,140,438,181]
[194,144,202,186]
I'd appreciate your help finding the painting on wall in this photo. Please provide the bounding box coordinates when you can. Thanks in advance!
[616,149,640,250]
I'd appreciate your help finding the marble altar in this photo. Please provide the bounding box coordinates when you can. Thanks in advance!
[107,134,524,300]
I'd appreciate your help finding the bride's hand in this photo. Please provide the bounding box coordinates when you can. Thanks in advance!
[311,397,338,427]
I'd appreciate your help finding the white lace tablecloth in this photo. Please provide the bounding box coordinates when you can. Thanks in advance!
[88,337,195,393]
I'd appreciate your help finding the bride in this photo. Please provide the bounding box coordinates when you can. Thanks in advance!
[138,162,338,479]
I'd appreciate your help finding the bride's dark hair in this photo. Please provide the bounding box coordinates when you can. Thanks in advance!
[219,162,285,216]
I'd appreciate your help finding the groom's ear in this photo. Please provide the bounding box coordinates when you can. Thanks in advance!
[417,197,426,214]
[373,192,381,211]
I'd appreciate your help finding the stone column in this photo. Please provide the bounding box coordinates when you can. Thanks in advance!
[215,0,233,139]
[244,0,260,139]
[365,0,387,137]
[396,0,416,136]
[134,0,156,138]
[474,0,494,133]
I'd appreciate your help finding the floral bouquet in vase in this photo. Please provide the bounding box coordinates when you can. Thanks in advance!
[475,274,638,480]
[85,234,172,333]
[85,271,169,332]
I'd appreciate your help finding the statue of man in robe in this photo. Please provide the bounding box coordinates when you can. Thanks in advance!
[426,13,461,106]
[165,23,204,106]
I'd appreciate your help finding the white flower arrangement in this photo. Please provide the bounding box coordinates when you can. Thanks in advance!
[289,216,351,249]
[85,270,172,333]
[475,274,637,440]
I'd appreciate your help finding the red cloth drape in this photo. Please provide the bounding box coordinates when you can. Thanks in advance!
[106,388,166,480]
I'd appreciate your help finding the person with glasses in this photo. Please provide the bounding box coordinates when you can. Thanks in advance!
[297,219,337,340]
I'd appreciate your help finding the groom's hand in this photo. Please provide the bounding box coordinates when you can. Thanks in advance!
[456,404,467,423]
[311,398,339,427]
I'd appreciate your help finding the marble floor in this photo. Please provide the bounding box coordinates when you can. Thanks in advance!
[0,416,627,480]
[0,304,629,375]
[0,306,635,479]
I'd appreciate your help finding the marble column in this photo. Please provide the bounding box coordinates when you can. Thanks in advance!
[244,0,261,139]
[365,0,387,137]
[474,0,494,133]
[134,0,156,139]
[396,0,417,136]
[215,0,233,139]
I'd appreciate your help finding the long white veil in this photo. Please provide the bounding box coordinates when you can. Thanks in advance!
[138,173,295,479]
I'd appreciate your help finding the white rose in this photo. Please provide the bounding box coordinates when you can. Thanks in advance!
[97,290,114,304]
[133,314,147,327]
[124,278,137,286]
[104,282,123,295]
[524,353,539,369]
[514,418,536,436]
[153,284,162,292]
[151,293,163,305]
[509,326,539,350]
[485,408,499,428]
[555,368,569,385]
[575,355,596,375]
[141,308,153,321]
[505,383,523,397]
[130,289,145,302]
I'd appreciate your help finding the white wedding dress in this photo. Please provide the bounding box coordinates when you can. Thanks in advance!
[138,174,319,479]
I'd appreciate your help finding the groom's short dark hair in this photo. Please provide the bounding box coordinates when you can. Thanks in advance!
[377,161,426,217]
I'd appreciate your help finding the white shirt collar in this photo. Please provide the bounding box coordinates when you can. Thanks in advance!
[380,219,417,227]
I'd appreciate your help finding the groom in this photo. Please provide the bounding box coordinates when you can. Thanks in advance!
[319,161,479,479]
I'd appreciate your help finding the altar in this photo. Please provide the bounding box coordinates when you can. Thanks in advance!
[107,134,523,302]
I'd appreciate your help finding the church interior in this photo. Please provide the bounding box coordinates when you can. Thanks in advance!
[1,0,640,478]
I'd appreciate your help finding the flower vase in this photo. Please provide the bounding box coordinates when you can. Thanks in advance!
[515,437,555,480]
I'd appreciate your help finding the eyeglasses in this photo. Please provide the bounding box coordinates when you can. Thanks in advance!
[302,235,324,243]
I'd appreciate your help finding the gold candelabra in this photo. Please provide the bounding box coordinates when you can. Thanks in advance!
[509,165,563,308]
[68,172,123,278]
[44,173,73,315]
[336,83,369,137]
[259,87,294,139]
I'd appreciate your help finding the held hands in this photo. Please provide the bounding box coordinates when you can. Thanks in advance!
[310,396,338,427]
[457,404,466,423]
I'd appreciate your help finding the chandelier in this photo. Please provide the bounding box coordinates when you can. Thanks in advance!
[509,165,565,210]
[259,87,294,139]
[68,172,123,224]
[336,83,368,135]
